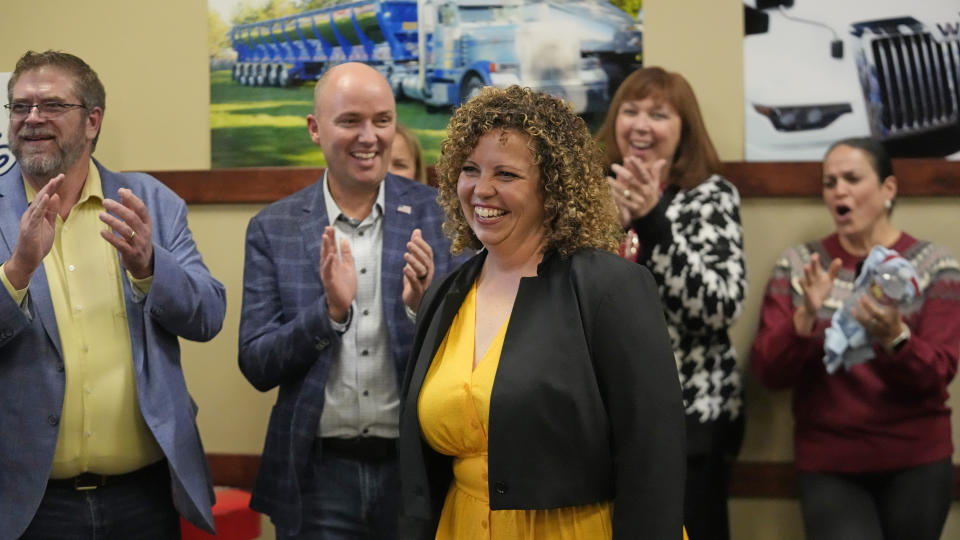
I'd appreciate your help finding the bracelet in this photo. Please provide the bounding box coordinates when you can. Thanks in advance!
[883,325,911,354]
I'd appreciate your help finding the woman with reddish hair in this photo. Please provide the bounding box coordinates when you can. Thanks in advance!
[597,66,746,540]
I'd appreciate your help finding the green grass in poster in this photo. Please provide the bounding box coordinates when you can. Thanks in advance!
[210,69,451,169]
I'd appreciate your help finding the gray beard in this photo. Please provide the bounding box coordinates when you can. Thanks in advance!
[11,130,87,181]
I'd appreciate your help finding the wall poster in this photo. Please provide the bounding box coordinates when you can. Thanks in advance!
[743,0,960,161]
[0,72,14,176]
[208,0,643,168]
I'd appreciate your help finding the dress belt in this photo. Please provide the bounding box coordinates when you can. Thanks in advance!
[46,460,167,491]
[319,437,397,461]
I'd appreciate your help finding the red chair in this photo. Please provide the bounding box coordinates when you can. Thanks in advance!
[180,489,261,539]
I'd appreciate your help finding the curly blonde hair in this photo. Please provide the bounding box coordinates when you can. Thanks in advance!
[436,86,622,256]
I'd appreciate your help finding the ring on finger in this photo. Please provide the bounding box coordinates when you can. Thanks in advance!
[128,230,136,241]
[623,189,631,200]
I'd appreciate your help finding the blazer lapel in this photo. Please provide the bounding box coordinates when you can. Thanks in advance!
[299,181,329,275]
[382,175,412,306]
[0,165,27,258]
[0,164,63,358]
[99,163,147,373]
[407,254,484,400]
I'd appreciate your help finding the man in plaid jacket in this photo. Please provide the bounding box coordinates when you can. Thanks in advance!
[238,62,463,539]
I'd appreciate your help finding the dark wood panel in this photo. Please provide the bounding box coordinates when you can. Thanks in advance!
[147,159,960,204]
[150,167,323,204]
[207,453,261,490]
[722,159,960,198]
[206,454,960,500]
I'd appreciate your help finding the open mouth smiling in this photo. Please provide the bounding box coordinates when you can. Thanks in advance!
[475,206,506,219]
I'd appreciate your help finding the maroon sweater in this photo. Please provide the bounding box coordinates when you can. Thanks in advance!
[751,232,960,472]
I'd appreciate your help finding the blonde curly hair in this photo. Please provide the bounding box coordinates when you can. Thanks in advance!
[436,86,622,256]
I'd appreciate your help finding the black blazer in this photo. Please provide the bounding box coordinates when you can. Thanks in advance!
[398,248,686,539]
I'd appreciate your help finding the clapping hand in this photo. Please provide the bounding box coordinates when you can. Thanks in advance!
[794,253,842,335]
[402,228,434,311]
[608,156,666,227]
[5,174,64,289]
[100,188,154,279]
[320,226,357,323]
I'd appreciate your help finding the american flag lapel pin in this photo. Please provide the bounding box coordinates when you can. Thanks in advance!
[397,204,412,214]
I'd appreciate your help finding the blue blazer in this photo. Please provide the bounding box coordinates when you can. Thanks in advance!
[0,161,226,538]
[238,173,465,533]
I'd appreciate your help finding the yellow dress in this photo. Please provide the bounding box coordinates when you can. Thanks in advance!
[417,282,613,540]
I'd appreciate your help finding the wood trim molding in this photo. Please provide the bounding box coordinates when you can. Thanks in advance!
[206,454,960,500]
[207,453,261,491]
[147,159,960,204]
[721,159,960,198]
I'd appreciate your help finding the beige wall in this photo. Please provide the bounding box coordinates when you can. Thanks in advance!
[0,1,211,170]
[3,1,959,539]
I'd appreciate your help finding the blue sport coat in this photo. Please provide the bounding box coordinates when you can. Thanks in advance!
[0,160,226,538]
[238,173,464,533]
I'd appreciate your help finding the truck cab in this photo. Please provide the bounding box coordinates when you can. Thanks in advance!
[412,0,637,112]
[744,0,960,159]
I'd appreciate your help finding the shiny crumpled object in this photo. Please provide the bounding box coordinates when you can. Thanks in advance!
[823,246,920,373]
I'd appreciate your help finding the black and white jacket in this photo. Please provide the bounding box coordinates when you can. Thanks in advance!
[632,174,746,455]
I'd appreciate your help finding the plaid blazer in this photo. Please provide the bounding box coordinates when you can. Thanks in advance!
[238,173,464,533]
[0,160,225,538]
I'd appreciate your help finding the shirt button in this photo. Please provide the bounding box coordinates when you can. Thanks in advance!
[75,305,82,312]
[494,481,507,495]
[358,231,364,237]
[362,309,369,316]
[361,350,369,356]
[360,268,367,274]
[363,390,369,396]
[47,415,59,426]
[68,264,76,272]
[362,428,370,435]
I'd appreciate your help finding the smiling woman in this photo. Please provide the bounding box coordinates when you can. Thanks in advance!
[399,86,688,540]
[595,66,747,540]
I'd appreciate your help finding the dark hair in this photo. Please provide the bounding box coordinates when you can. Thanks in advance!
[595,66,721,190]
[435,86,621,256]
[9,50,106,150]
[825,137,893,180]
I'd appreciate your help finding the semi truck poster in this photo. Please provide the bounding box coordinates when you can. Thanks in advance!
[744,0,960,161]
[208,0,642,168]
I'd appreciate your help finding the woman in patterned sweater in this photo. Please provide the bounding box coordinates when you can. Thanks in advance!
[596,67,746,540]
[751,138,959,540]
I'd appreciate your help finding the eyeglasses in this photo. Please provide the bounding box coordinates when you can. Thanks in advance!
[4,102,87,118]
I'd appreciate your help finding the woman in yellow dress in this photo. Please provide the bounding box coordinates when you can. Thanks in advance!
[398,86,687,539]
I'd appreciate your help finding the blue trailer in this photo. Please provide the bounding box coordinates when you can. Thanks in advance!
[229,0,641,113]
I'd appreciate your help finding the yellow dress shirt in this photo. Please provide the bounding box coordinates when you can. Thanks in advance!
[0,161,162,477]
